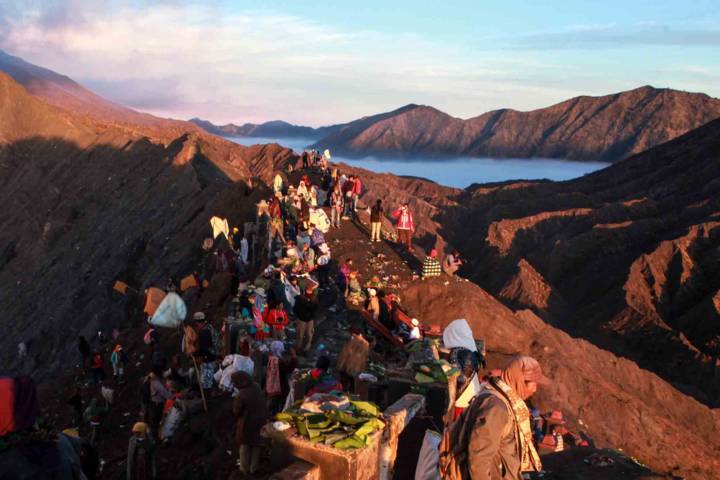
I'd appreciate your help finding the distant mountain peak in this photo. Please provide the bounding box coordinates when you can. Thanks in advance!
[310,85,720,162]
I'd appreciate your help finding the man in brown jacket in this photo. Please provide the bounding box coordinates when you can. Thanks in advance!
[231,371,268,475]
[441,355,548,480]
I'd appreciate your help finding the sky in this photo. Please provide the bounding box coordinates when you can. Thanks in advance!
[0,0,719,126]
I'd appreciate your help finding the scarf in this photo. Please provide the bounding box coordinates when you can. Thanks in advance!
[492,378,542,473]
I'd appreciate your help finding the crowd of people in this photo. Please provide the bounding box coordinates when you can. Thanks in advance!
[2,152,571,480]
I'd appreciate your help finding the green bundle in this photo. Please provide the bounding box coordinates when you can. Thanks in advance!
[275,400,385,450]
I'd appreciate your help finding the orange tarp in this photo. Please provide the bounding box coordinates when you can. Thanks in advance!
[144,287,166,317]
[113,280,129,294]
[180,275,199,292]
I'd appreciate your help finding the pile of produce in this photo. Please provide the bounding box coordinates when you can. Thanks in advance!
[276,393,385,450]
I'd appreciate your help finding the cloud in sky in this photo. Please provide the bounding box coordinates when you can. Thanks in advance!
[502,21,720,50]
[1,2,719,125]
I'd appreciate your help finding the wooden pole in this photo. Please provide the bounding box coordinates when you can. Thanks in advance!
[191,356,208,412]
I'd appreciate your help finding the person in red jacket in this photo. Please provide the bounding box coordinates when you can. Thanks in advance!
[392,203,415,251]
[263,303,289,340]
[90,351,105,384]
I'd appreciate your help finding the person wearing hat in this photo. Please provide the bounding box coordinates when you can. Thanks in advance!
[365,288,380,321]
[422,249,441,278]
[408,318,422,340]
[127,421,156,480]
[444,355,548,480]
[293,286,318,354]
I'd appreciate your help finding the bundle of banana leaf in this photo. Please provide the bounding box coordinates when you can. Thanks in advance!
[414,359,458,384]
[275,399,385,450]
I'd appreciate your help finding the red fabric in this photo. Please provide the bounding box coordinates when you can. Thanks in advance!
[0,377,16,436]
[0,377,39,437]
[263,309,289,330]
[392,208,414,230]
[91,354,103,369]
[352,178,362,195]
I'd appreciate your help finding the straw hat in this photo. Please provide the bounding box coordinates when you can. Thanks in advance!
[132,422,149,435]
[546,410,566,425]
[411,318,419,327]
[368,288,377,297]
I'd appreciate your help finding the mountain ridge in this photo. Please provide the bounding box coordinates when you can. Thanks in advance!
[311,85,720,162]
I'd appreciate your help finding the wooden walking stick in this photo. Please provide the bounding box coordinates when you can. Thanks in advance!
[191,355,208,412]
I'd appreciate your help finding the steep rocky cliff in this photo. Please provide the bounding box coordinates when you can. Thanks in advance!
[434,117,720,405]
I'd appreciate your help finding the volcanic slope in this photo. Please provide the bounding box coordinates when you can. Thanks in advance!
[0,48,202,138]
[294,211,720,479]
[311,86,720,162]
[0,72,295,378]
[434,115,720,406]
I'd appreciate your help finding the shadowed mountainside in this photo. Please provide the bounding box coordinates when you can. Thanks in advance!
[310,87,720,162]
[433,117,720,405]
[0,72,295,378]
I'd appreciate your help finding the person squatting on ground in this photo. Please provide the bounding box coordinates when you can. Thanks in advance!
[444,249,464,277]
[422,249,442,278]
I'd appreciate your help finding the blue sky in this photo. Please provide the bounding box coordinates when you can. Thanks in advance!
[1,0,718,125]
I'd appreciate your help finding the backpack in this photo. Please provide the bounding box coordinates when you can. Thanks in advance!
[438,389,491,480]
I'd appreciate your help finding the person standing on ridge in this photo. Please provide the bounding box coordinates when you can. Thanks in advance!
[440,355,548,480]
[263,302,290,340]
[330,184,344,228]
[351,174,363,218]
[370,199,384,242]
[126,422,156,480]
[232,371,268,476]
[110,344,127,385]
[392,202,415,252]
[293,286,318,355]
